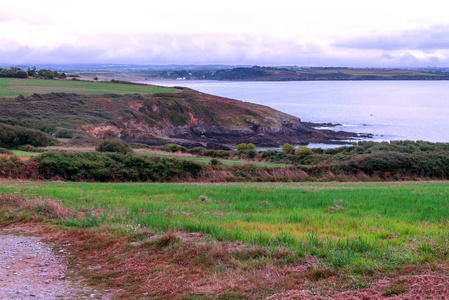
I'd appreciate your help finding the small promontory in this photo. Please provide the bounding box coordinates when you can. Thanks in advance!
[0,86,360,148]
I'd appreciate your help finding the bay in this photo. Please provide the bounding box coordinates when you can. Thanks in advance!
[139,80,449,144]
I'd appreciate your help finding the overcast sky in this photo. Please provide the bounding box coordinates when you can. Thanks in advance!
[1,0,449,67]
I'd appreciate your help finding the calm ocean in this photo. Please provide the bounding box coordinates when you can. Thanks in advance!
[140,80,449,146]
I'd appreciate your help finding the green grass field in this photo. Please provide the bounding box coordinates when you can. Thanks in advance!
[2,180,449,272]
[0,78,177,97]
[138,152,293,167]
[10,150,40,157]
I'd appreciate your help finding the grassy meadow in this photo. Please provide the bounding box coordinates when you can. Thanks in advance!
[2,180,449,273]
[0,78,177,97]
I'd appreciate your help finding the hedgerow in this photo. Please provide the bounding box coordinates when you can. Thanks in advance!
[33,151,203,182]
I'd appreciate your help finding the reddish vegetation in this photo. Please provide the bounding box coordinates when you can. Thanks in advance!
[0,154,30,161]
[50,229,304,299]
[2,221,449,299]
[270,269,449,299]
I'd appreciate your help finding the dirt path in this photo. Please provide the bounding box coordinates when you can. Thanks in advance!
[0,231,106,299]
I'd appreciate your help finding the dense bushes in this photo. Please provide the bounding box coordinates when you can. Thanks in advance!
[0,124,54,148]
[324,148,449,179]
[333,151,412,176]
[96,140,134,154]
[188,147,231,159]
[34,151,203,181]
[0,156,41,179]
[1,140,449,182]
[0,67,28,78]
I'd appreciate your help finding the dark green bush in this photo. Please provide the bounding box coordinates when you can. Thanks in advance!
[56,129,74,139]
[260,150,287,162]
[0,148,12,155]
[0,67,28,78]
[210,158,222,166]
[96,140,134,154]
[33,151,203,182]
[338,151,412,176]
[188,148,231,159]
[162,144,187,153]
[0,123,53,148]
[247,150,257,159]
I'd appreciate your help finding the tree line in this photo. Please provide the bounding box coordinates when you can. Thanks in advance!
[0,66,69,79]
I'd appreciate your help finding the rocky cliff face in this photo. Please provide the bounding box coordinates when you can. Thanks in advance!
[0,88,361,148]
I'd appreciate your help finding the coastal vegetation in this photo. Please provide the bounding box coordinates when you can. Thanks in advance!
[3,140,449,183]
[2,75,449,298]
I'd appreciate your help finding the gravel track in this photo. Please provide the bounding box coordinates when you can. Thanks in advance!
[0,232,106,299]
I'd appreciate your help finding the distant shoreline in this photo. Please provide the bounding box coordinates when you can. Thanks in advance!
[49,66,449,82]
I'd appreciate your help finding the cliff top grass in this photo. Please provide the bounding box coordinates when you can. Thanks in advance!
[0,78,177,97]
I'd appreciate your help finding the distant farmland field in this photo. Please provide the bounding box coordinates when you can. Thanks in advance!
[0,78,177,97]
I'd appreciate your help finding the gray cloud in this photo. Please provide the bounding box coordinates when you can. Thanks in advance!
[334,25,449,51]
[2,32,449,67]
[0,33,324,65]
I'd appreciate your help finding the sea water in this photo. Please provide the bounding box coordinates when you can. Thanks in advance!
[139,80,449,145]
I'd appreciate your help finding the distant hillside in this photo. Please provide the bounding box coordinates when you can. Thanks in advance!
[0,80,359,147]
[147,66,449,81]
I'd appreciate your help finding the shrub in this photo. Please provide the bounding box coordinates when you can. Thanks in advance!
[295,146,313,158]
[96,140,133,155]
[56,129,74,139]
[162,144,187,153]
[247,150,257,159]
[0,148,12,155]
[0,123,53,148]
[282,144,295,154]
[18,145,37,152]
[237,143,255,151]
[15,70,28,78]
[210,158,222,166]
[180,160,203,176]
